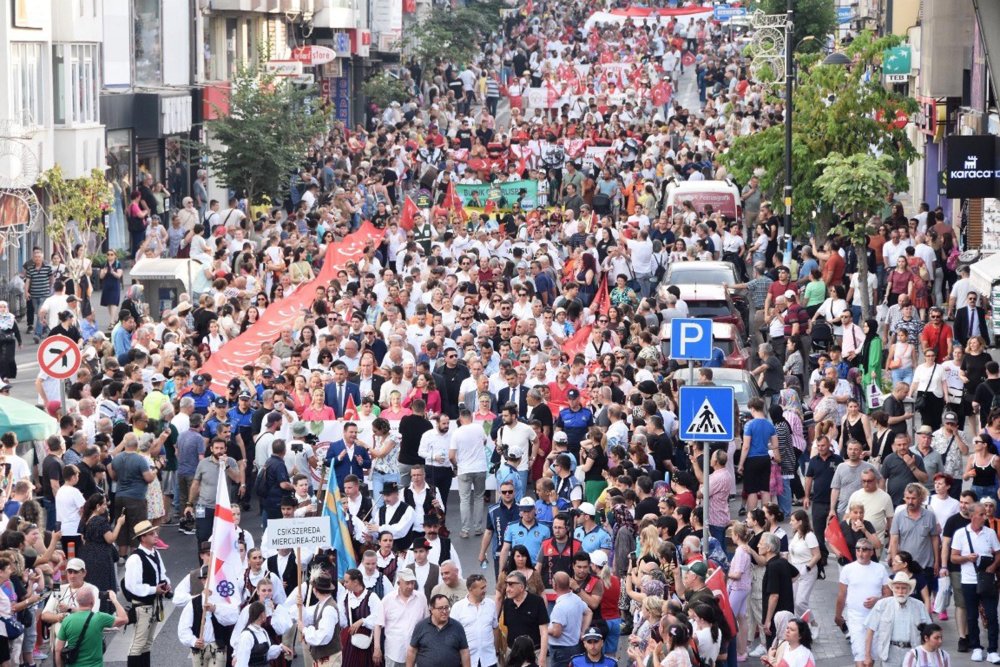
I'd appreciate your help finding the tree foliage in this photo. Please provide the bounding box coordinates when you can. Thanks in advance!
[196,63,328,207]
[723,32,917,234]
[402,0,505,69]
[362,71,411,109]
[755,0,836,52]
[814,152,897,317]
[37,165,112,254]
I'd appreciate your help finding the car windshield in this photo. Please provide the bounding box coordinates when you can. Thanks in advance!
[667,265,736,285]
[710,378,752,404]
[686,301,733,318]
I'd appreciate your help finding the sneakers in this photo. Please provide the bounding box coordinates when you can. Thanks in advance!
[960,637,972,653]
[972,648,985,662]
[988,652,1000,665]
[154,537,169,550]
[748,645,767,658]
[938,610,949,621]
[459,530,470,538]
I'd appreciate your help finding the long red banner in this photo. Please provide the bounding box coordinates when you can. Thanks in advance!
[198,222,385,393]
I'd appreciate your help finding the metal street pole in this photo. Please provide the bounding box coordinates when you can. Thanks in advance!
[782,0,794,268]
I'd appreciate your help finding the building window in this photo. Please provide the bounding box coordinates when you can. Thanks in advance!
[134,0,162,86]
[53,44,100,126]
[9,43,44,129]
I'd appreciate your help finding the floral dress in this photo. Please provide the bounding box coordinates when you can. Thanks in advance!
[610,285,637,308]
[142,452,164,520]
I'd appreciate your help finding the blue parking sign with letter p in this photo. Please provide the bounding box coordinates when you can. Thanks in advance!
[669,318,713,361]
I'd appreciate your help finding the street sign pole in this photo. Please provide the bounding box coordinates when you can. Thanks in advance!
[670,318,716,557]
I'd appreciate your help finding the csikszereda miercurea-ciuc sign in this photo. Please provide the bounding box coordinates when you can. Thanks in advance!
[946,135,1000,199]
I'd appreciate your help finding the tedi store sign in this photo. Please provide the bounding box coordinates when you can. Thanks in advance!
[946,135,1000,199]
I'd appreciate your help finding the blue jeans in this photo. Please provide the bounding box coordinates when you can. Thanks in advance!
[891,367,914,386]
[850,305,862,324]
[32,298,46,337]
[778,477,792,517]
[371,470,400,510]
[604,618,622,656]
[41,497,56,531]
[963,583,1000,652]
[973,484,999,503]
[550,644,579,667]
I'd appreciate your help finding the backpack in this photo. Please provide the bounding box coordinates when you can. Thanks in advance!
[991,388,1000,414]
[254,462,270,499]
[946,247,960,272]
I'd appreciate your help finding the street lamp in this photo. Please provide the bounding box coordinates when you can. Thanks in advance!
[780,3,849,266]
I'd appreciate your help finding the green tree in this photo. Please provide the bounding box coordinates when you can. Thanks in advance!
[755,0,836,52]
[37,165,112,255]
[362,71,410,109]
[814,152,897,318]
[196,63,328,207]
[402,0,504,69]
[724,31,917,235]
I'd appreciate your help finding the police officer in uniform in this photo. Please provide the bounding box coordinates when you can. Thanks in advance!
[497,497,551,572]
[123,521,172,667]
[228,391,255,510]
[184,374,217,416]
[478,478,520,577]
[298,574,346,667]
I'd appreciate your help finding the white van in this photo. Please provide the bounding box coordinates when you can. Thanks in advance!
[664,180,742,221]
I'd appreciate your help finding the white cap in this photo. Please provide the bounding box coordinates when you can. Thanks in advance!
[590,551,608,568]
[518,497,536,509]
[578,502,596,516]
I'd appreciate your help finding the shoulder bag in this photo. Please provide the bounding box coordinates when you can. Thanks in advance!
[59,612,93,665]
[913,364,935,413]
[966,527,998,597]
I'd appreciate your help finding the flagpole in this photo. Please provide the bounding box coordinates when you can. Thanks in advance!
[296,546,304,629]
[197,588,209,643]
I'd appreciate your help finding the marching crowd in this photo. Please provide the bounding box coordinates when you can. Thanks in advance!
[0,1,993,667]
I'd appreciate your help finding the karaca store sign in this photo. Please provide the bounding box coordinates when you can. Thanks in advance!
[946,135,1000,199]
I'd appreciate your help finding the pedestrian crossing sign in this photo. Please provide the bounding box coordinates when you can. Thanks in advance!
[678,386,735,442]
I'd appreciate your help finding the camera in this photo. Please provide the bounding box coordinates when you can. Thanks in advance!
[303,433,319,446]
[291,443,304,454]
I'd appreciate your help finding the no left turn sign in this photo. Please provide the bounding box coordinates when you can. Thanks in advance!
[37,335,82,380]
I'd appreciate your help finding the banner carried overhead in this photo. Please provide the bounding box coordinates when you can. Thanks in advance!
[196,222,385,393]
[455,180,539,210]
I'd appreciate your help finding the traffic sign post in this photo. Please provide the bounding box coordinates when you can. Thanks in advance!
[37,334,82,412]
[679,384,735,557]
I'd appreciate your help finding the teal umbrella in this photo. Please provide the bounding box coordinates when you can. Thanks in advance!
[0,396,58,442]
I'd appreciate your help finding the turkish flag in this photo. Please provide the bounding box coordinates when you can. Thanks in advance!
[399,196,419,231]
[825,516,853,562]
[563,324,593,358]
[545,79,560,107]
[705,566,738,637]
[343,394,358,421]
[593,275,610,316]
[652,81,670,106]
[444,181,468,222]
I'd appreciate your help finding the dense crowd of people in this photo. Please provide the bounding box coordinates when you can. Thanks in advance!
[0,2,993,667]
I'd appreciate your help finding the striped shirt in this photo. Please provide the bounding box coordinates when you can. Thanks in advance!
[485,78,500,99]
[25,263,53,300]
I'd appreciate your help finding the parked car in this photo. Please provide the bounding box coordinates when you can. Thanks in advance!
[659,321,751,368]
[660,262,750,333]
[668,284,747,339]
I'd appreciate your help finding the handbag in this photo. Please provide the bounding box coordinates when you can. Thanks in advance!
[769,461,783,496]
[59,612,93,665]
[966,527,998,597]
[1,614,24,640]
[914,364,936,413]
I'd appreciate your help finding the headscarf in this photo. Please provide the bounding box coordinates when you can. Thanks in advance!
[0,302,14,331]
[771,610,795,650]
[612,502,637,544]
[858,318,880,370]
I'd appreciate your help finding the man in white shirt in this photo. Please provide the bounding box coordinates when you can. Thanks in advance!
[450,409,488,539]
[834,538,891,667]
[496,404,537,492]
[376,569,427,667]
[839,310,866,367]
[626,230,655,298]
[451,574,499,667]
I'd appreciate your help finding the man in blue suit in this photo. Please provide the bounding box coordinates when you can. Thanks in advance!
[324,363,362,418]
[325,422,371,492]
[497,369,529,419]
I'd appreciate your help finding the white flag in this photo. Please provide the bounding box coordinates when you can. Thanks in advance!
[207,464,244,605]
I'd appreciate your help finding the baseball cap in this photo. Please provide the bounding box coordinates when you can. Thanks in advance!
[518,497,536,510]
[783,289,797,300]
[943,411,958,423]
[238,391,252,400]
[553,431,568,443]
[150,373,166,384]
[228,378,242,391]
[578,502,596,516]
[681,561,708,578]
[262,369,275,379]
[590,551,608,568]
[66,558,86,572]
[506,446,525,460]
[213,397,227,407]
[192,374,206,386]
[567,389,580,400]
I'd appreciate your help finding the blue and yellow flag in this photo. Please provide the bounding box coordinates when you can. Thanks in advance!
[322,470,357,576]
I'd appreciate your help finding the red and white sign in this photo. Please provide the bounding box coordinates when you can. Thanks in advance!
[875,108,909,130]
[37,335,81,380]
[291,45,337,67]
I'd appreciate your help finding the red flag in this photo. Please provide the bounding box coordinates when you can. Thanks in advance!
[563,325,593,358]
[515,149,528,176]
[444,181,468,222]
[593,275,610,316]
[545,79,560,107]
[824,515,853,562]
[705,567,737,637]
[618,68,627,90]
[343,394,358,421]
[399,196,419,231]
[484,199,496,214]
